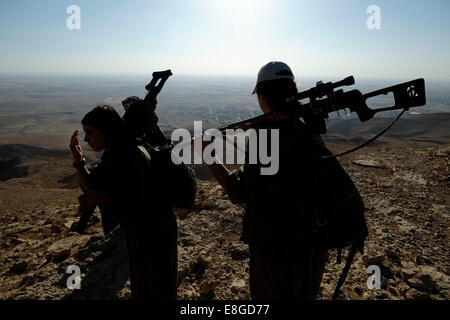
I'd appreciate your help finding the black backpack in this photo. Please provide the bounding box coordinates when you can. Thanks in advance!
[121,96,197,210]
[288,123,368,299]
[249,119,368,299]
[140,143,197,210]
[291,139,368,250]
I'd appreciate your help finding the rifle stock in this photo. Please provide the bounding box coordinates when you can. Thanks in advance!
[220,78,426,132]
[145,70,173,99]
[360,78,426,120]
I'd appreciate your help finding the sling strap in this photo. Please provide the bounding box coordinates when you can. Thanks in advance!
[332,243,358,300]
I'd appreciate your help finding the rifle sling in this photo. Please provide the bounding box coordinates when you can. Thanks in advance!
[332,243,358,300]
[322,107,408,159]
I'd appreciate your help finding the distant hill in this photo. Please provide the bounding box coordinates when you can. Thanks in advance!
[325,113,450,145]
[0,144,69,160]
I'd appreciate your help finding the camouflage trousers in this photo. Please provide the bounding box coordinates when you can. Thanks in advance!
[249,244,328,300]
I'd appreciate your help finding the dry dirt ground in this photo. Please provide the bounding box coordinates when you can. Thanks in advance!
[0,143,448,300]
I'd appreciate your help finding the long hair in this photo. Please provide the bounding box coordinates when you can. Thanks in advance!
[82,105,133,150]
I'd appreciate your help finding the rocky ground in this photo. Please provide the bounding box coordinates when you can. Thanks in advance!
[0,144,449,300]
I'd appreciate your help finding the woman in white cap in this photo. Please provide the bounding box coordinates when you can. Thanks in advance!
[203,61,333,299]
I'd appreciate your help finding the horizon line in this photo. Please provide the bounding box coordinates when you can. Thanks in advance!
[0,71,449,83]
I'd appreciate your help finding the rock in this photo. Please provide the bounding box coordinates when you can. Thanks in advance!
[51,224,62,234]
[353,286,363,297]
[407,273,437,292]
[397,282,410,296]
[10,237,26,245]
[352,159,385,168]
[230,279,246,294]
[217,201,229,211]
[385,249,401,264]
[180,235,200,247]
[64,219,79,230]
[199,281,216,296]
[378,182,393,188]
[400,269,416,281]
[362,255,384,268]
[196,251,212,267]
[38,224,53,236]
[388,287,399,297]
[183,285,199,299]
[387,209,403,216]
[412,266,450,295]
[415,255,431,265]
[10,261,28,274]
[238,291,249,300]
[406,288,431,300]
[49,248,71,262]
[20,275,35,286]
[46,237,78,262]
[229,243,249,261]
[375,292,389,300]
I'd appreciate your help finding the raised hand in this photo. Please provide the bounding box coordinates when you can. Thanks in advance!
[70,129,83,162]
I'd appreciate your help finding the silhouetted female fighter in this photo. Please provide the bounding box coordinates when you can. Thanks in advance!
[70,105,177,299]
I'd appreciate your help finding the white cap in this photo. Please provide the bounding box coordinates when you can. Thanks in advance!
[252,61,295,94]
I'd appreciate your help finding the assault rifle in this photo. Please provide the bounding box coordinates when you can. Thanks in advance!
[220,76,426,156]
[122,70,173,148]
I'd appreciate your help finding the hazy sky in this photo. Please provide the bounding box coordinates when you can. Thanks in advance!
[1,0,449,79]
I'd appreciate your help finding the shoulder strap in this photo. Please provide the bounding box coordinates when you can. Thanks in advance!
[137,145,151,161]
[332,243,358,300]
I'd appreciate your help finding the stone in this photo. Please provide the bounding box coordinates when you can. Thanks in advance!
[362,255,384,268]
[407,273,437,292]
[229,243,249,261]
[420,266,450,293]
[51,224,62,234]
[406,288,431,300]
[352,159,385,168]
[378,182,393,188]
[46,237,79,262]
[183,285,199,299]
[385,249,401,264]
[64,219,79,230]
[230,279,246,294]
[196,251,212,267]
[199,281,216,296]
[353,286,363,297]
[415,255,431,265]
[180,235,199,247]
[38,224,53,236]
[388,287,399,297]
[400,269,416,281]
[375,292,389,300]
[10,261,28,274]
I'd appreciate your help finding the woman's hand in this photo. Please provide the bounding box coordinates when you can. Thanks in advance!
[70,129,83,162]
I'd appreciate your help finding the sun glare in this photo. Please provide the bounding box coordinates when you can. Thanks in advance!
[210,0,271,32]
